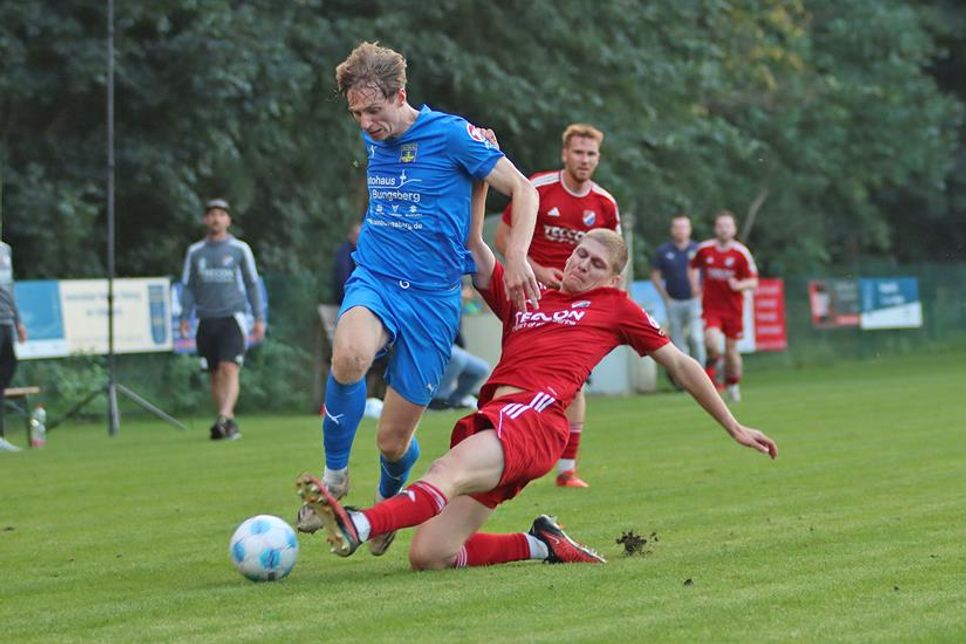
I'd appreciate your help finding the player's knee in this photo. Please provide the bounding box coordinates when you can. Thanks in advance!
[408,542,454,571]
[330,347,371,383]
[376,430,411,461]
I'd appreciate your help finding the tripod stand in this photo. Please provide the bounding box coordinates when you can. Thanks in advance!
[48,0,185,436]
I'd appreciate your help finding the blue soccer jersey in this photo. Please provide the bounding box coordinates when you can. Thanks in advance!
[353,105,504,289]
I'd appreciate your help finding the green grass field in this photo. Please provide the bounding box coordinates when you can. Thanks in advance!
[2,350,964,642]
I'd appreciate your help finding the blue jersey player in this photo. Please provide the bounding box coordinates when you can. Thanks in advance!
[298,42,541,556]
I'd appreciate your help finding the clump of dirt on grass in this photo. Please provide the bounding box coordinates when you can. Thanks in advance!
[616,530,658,556]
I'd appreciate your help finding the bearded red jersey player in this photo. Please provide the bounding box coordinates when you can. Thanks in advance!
[295,185,778,571]
[494,123,621,489]
[689,211,759,402]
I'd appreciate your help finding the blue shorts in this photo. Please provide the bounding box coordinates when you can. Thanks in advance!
[339,266,462,406]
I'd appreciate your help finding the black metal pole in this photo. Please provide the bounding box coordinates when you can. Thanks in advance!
[106,0,120,436]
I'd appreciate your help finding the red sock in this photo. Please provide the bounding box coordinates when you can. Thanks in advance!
[560,422,583,460]
[361,481,448,538]
[705,358,717,383]
[453,532,531,568]
[725,375,741,385]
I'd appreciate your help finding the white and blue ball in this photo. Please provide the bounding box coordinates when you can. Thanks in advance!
[229,515,299,582]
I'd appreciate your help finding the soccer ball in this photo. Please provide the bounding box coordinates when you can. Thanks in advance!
[229,514,299,582]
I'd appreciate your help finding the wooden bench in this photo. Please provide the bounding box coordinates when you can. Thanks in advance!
[4,386,41,447]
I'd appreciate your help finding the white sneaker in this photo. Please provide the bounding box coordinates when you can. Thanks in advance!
[456,395,478,409]
[0,437,22,452]
[363,398,384,419]
[726,384,741,402]
[297,470,349,534]
[367,489,397,556]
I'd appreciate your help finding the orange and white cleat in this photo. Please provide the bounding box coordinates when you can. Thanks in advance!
[555,469,590,488]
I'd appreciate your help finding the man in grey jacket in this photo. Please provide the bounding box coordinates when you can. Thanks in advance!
[179,199,265,441]
[0,242,27,452]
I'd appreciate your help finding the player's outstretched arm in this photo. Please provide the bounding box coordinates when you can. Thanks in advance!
[650,343,778,459]
[483,158,540,310]
[468,181,497,291]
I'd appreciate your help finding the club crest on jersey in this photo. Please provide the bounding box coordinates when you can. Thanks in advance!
[466,123,493,148]
[582,210,597,226]
[547,207,561,218]
[571,300,591,309]
[399,143,417,163]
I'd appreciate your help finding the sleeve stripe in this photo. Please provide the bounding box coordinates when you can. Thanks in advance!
[733,242,758,273]
[181,241,204,283]
[230,239,259,278]
[530,172,561,188]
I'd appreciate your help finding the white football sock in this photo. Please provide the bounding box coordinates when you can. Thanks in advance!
[557,458,576,474]
[349,511,371,542]
[525,533,549,560]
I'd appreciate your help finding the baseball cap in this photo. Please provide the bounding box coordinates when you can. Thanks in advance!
[204,198,231,213]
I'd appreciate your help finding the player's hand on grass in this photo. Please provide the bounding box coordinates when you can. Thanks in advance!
[504,256,541,311]
[731,425,778,459]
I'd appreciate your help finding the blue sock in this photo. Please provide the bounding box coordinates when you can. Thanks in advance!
[321,374,367,470]
[379,437,421,499]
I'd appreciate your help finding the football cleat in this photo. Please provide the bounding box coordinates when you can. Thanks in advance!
[366,490,397,556]
[296,471,349,534]
[529,514,606,564]
[555,470,590,488]
[726,384,741,403]
[295,472,361,557]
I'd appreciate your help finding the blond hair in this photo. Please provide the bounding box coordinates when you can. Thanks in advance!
[562,123,604,149]
[335,42,407,98]
[583,228,627,275]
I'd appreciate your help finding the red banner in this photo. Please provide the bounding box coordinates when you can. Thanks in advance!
[754,279,787,351]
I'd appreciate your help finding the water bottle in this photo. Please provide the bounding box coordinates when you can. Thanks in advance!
[29,405,47,448]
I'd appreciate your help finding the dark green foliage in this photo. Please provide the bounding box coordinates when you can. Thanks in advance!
[1,0,962,280]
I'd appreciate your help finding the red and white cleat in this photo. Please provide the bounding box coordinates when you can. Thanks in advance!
[295,472,361,557]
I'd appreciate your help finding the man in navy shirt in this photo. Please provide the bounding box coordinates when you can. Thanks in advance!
[331,221,361,305]
[299,42,540,557]
[650,215,705,367]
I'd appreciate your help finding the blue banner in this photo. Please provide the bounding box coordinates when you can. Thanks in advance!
[859,277,923,330]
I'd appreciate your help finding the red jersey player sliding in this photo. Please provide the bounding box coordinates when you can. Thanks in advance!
[295,198,777,570]
[495,123,621,488]
[689,211,758,402]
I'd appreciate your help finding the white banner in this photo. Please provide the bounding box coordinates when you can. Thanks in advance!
[17,278,172,359]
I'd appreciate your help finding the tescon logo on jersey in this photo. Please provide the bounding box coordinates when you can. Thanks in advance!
[514,308,588,329]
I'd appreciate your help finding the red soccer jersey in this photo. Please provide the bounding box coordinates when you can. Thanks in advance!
[476,262,668,408]
[502,170,621,270]
[690,240,758,318]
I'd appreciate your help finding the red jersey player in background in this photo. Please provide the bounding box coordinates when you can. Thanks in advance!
[494,123,621,488]
[689,211,759,402]
[296,188,777,571]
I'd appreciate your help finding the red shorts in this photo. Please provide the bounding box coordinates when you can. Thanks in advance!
[703,309,744,340]
[449,391,569,509]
